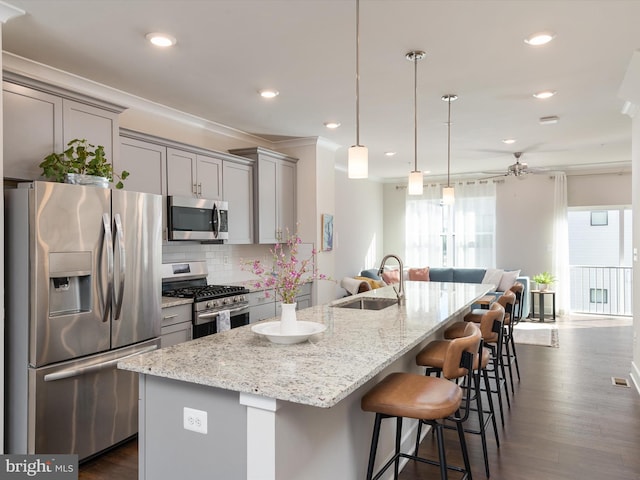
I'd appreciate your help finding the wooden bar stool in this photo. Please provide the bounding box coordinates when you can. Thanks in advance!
[361,323,481,480]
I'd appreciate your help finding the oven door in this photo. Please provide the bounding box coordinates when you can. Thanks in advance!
[193,305,250,339]
[168,196,216,241]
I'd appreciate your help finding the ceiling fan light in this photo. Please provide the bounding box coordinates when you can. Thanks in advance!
[533,90,556,99]
[348,145,368,179]
[442,186,455,205]
[408,171,423,195]
[145,32,176,47]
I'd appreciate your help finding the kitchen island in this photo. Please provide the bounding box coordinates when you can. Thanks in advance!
[119,281,490,480]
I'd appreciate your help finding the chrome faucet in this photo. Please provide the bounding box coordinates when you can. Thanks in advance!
[377,254,405,305]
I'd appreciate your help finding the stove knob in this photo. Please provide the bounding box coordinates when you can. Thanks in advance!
[223,298,231,305]
[206,301,214,309]
[232,296,239,303]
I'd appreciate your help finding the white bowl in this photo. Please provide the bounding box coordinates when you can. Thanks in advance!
[251,321,327,345]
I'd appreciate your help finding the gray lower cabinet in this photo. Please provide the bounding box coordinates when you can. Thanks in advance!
[247,290,276,323]
[249,283,313,323]
[161,304,192,348]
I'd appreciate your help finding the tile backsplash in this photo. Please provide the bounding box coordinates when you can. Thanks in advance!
[162,242,314,285]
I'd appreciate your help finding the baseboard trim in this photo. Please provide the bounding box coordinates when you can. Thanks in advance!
[630,361,640,396]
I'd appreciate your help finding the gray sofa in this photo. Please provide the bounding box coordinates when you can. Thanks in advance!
[360,267,530,318]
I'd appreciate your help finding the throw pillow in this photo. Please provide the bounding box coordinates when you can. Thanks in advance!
[498,269,521,292]
[359,269,382,281]
[381,270,400,284]
[408,267,430,281]
[355,276,385,290]
[482,268,504,292]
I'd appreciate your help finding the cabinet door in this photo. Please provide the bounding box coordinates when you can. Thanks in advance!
[257,156,279,243]
[196,154,222,199]
[223,161,253,244]
[63,99,119,181]
[118,137,167,195]
[278,160,297,238]
[3,82,63,181]
[167,148,196,197]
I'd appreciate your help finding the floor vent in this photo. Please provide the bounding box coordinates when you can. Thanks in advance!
[611,376,630,387]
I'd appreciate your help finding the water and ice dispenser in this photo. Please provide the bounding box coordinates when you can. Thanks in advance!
[48,252,92,316]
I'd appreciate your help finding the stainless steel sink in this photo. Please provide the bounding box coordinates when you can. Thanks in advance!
[334,297,399,310]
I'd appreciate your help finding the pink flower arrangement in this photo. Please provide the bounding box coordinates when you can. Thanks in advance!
[242,230,328,304]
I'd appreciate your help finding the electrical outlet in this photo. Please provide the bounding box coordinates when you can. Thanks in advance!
[183,407,207,434]
[223,255,229,265]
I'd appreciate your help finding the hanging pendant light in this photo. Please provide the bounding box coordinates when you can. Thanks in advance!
[348,0,368,179]
[406,50,426,195]
[442,94,457,204]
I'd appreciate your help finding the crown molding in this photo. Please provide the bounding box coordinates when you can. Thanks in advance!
[0,2,24,23]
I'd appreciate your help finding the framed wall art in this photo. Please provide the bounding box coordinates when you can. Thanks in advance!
[321,214,333,251]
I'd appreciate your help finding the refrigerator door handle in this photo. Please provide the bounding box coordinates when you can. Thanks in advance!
[113,213,126,320]
[43,345,158,382]
[102,213,114,323]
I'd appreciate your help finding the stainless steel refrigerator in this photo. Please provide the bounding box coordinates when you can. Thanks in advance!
[4,181,162,461]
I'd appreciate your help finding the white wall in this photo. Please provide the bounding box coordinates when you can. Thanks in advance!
[568,172,631,207]
[333,166,384,296]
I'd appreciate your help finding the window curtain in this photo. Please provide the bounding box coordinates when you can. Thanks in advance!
[405,181,496,268]
[553,173,570,314]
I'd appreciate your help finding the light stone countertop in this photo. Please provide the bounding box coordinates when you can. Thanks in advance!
[121,281,490,408]
[161,297,193,308]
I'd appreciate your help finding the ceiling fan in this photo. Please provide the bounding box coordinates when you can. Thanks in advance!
[483,152,544,179]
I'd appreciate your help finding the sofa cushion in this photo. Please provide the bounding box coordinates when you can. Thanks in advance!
[482,268,504,292]
[381,270,400,284]
[498,269,521,292]
[359,269,382,281]
[408,267,430,281]
[453,268,486,284]
[428,268,454,282]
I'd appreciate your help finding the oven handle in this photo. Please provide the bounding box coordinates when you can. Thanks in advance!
[195,305,249,323]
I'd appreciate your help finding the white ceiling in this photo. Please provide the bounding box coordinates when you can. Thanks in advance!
[3,0,639,181]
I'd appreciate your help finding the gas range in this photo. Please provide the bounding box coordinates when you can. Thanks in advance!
[162,261,250,338]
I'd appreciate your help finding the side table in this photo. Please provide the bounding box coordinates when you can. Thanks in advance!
[530,290,556,322]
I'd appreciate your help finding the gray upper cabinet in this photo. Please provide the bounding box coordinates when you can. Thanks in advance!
[3,82,63,181]
[167,148,222,199]
[3,76,124,184]
[223,160,253,244]
[229,147,297,244]
[118,135,167,195]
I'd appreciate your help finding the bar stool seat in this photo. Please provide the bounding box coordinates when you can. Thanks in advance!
[361,323,480,480]
[362,372,462,424]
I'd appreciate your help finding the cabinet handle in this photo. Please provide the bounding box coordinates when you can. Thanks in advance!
[192,184,198,195]
[163,314,179,320]
[198,183,202,195]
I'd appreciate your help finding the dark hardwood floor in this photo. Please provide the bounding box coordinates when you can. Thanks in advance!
[79,315,640,480]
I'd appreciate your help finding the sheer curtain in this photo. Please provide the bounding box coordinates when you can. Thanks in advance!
[552,173,570,314]
[405,181,496,267]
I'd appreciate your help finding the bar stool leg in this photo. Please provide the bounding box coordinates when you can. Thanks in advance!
[455,415,473,480]
[483,367,500,447]
[394,417,402,480]
[473,370,490,477]
[414,420,423,457]
[511,333,521,381]
[504,332,516,394]
[434,422,449,480]
[366,413,383,480]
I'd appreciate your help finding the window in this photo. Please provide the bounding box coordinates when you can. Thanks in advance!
[405,181,496,267]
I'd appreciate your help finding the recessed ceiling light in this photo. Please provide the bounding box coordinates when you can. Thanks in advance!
[385,151,396,157]
[533,90,556,99]
[324,122,341,129]
[259,89,279,99]
[145,32,176,47]
[502,139,516,145]
[524,31,556,46]
[539,115,559,125]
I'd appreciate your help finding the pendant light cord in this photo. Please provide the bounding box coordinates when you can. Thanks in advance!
[413,53,418,172]
[355,0,361,146]
[447,97,451,187]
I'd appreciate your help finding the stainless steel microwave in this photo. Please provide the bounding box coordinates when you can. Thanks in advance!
[167,196,229,241]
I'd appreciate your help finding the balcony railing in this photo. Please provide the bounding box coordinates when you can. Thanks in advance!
[569,265,632,316]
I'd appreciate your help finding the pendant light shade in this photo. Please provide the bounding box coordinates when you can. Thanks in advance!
[408,171,424,195]
[442,94,457,204]
[348,0,368,179]
[406,50,426,196]
[348,145,368,178]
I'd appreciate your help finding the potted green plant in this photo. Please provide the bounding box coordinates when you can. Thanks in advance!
[39,138,129,189]
[532,271,556,291]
